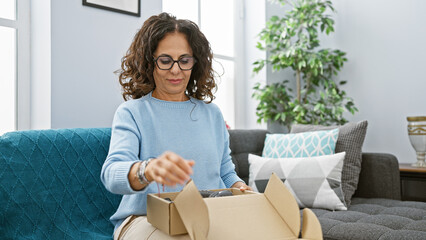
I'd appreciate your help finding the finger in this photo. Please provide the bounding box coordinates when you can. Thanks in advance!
[239,185,253,192]
[161,177,176,187]
[152,157,189,183]
[151,170,178,186]
[153,175,175,186]
[162,153,193,178]
[157,166,186,185]
[159,158,192,183]
[150,161,183,185]
[165,153,194,175]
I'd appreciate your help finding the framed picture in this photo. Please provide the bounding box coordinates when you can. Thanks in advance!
[83,0,140,17]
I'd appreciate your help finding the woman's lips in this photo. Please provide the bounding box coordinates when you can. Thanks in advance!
[168,79,183,84]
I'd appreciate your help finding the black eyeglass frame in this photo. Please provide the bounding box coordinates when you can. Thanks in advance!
[153,56,197,71]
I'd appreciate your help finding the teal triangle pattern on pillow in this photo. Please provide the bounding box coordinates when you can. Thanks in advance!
[262,128,339,158]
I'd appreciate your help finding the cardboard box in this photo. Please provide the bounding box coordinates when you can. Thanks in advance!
[147,191,187,235]
[148,173,323,239]
[147,187,255,236]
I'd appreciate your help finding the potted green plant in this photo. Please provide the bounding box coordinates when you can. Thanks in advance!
[253,0,357,130]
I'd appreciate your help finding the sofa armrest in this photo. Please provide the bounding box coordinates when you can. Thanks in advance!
[353,153,401,200]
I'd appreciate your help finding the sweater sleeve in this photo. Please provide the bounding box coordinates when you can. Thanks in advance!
[219,122,244,188]
[100,104,149,195]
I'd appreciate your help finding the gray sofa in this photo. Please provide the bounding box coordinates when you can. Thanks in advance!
[230,129,426,240]
[1,128,425,239]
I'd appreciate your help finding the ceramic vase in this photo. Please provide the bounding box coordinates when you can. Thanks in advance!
[407,116,426,167]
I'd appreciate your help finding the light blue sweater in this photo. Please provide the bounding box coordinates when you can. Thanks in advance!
[101,92,242,230]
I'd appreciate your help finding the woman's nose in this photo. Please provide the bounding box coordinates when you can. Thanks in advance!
[170,62,181,74]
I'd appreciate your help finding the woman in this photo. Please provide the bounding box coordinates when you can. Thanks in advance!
[101,13,251,239]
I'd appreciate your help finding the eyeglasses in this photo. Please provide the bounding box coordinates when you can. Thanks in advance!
[153,56,197,71]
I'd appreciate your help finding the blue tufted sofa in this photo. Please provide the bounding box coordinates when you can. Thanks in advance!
[1,128,426,239]
[0,128,119,239]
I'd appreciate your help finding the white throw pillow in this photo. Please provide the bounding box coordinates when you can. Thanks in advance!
[248,152,347,211]
[290,120,368,206]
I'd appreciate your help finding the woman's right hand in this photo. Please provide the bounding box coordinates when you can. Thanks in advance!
[145,151,195,186]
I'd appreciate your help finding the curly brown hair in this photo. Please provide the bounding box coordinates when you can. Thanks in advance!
[118,12,216,102]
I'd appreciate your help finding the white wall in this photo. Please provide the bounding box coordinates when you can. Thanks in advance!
[31,0,51,130]
[241,0,267,129]
[36,0,162,129]
[263,0,426,163]
[330,0,426,163]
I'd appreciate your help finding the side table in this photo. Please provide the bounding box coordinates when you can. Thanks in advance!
[399,164,426,202]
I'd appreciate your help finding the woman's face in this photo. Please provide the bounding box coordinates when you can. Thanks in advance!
[152,32,193,101]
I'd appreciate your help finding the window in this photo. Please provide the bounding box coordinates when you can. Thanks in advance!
[163,0,243,128]
[0,0,30,135]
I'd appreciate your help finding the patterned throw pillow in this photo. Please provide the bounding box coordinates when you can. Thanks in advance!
[290,121,368,206]
[249,152,347,211]
[262,128,339,158]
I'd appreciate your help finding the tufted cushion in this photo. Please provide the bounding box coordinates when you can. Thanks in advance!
[312,198,426,240]
[0,128,121,239]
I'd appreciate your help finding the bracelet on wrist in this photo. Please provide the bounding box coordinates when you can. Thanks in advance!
[136,158,153,185]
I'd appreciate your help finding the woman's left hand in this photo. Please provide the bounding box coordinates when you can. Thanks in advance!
[231,181,253,192]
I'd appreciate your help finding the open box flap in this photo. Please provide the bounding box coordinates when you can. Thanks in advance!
[174,173,323,240]
[264,173,301,237]
[301,208,323,240]
[174,180,209,240]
